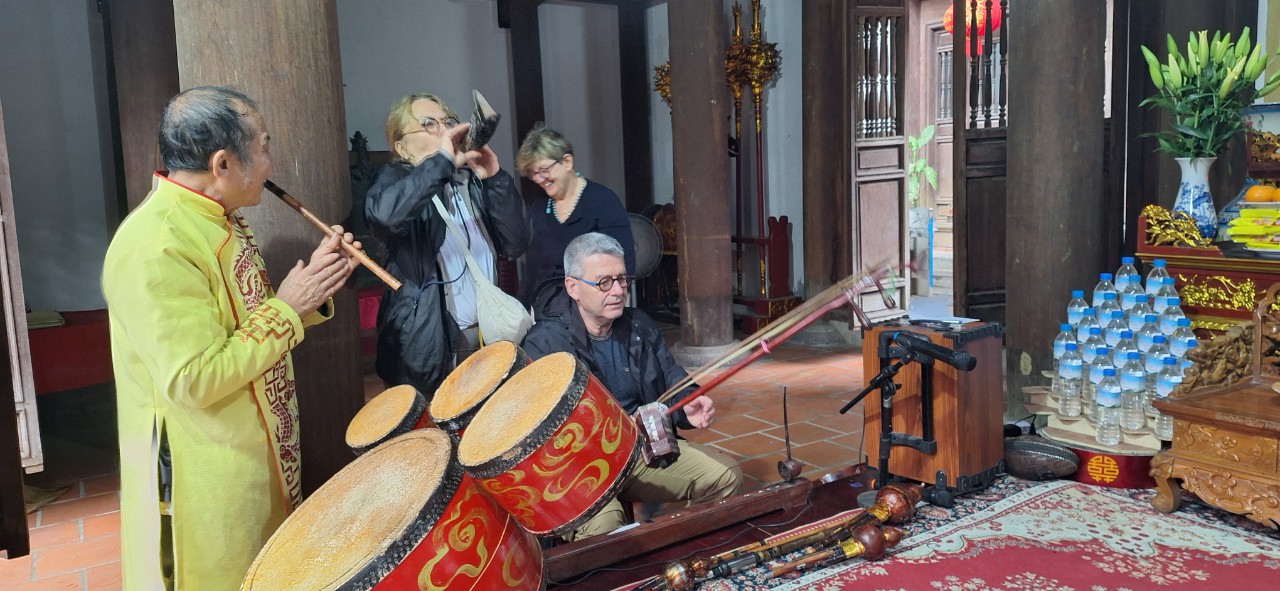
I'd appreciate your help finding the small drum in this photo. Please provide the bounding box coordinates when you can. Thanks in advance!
[458,352,640,537]
[243,428,544,590]
[344,385,431,455]
[428,340,529,436]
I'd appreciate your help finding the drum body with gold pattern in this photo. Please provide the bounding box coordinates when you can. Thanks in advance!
[429,340,529,437]
[457,352,639,537]
[243,428,544,590]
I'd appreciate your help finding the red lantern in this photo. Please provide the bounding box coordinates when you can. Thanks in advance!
[943,2,1003,55]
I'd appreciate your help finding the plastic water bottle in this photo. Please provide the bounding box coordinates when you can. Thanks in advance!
[1158,297,1186,336]
[1127,294,1154,332]
[1115,256,1141,291]
[1136,314,1160,353]
[1153,277,1178,314]
[1153,356,1181,440]
[1170,318,1197,358]
[1076,308,1099,343]
[1118,351,1145,425]
[1066,290,1089,328]
[1097,291,1122,319]
[1112,330,1137,367]
[1144,335,1170,412]
[1119,280,1143,313]
[1103,310,1127,347]
[1052,322,1073,374]
[1145,258,1170,295]
[1058,343,1083,417]
[1093,273,1117,308]
[1096,368,1124,446]
[1086,346,1113,410]
[1120,362,1147,431]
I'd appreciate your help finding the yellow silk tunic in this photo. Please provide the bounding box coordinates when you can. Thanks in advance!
[104,173,330,591]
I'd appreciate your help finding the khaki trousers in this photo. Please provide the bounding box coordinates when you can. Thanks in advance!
[568,441,742,541]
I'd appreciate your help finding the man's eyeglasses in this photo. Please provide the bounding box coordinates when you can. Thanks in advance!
[572,274,635,292]
[404,115,460,137]
[528,158,564,179]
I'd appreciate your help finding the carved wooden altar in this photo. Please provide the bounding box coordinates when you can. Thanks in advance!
[1150,283,1280,529]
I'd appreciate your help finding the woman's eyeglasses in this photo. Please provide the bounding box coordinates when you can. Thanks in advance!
[403,115,459,137]
[528,158,564,179]
[572,274,635,292]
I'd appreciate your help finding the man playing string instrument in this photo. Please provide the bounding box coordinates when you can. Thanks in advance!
[522,232,742,541]
[103,86,359,590]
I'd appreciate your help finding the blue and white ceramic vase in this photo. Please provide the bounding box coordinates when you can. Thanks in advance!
[1172,156,1217,240]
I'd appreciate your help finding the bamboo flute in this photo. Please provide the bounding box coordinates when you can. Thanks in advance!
[263,180,402,291]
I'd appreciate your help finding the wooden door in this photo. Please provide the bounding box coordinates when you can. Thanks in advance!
[928,29,954,257]
[851,1,910,321]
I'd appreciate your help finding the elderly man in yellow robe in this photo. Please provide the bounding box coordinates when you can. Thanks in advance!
[102,86,360,590]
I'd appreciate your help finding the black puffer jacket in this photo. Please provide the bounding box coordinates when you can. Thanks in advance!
[365,153,529,396]
[521,280,696,430]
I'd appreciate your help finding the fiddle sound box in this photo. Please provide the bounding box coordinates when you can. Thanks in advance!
[861,321,1004,495]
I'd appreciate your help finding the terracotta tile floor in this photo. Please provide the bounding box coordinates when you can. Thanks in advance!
[2,340,866,589]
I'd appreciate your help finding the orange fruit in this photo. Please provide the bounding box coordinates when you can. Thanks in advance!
[1245,185,1275,202]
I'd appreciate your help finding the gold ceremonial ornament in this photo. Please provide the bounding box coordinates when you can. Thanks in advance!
[743,0,780,135]
[653,62,671,109]
[1141,204,1213,248]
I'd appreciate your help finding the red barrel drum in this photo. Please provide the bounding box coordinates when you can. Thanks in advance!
[457,352,639,537]
[243,428,544,590]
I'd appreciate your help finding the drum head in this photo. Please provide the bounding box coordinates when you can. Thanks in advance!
[429,340,522,428]
[244,429,459,590]
[629,213,663,279]
[457,352,578,469]
[344,385,424,454]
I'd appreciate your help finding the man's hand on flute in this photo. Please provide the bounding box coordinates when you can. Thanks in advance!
[277,225,360,316]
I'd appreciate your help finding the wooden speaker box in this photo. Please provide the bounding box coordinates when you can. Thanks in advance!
[861,321,1004,490]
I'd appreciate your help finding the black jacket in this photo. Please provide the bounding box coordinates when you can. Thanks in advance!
[365,154,529,395]
[521,280,696,430]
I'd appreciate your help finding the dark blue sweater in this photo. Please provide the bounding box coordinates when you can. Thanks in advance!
[520,179,635,304]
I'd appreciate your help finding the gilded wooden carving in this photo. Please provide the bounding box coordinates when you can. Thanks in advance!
[1141,204,1213,248]
[1173,323,1252,397]
[1176,273,1257,312]
[1173,423,1279,471]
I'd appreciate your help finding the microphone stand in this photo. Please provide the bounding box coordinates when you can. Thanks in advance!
[839,335,939,502]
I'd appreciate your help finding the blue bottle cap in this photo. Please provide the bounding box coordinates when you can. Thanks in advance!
[1061,323,1072,331]
[1168,297,1180,305]
[1065,342,1078,350]
[1071,289,1084,298]
[1103,367,1117,376]
[1177,318,1190,327]
[1121,330,1133,338]
[1089,326,1101,335]
[1105,292,1117,300]
[1100,273,1113,281]
[1122,256,1134,264]
[1127,351,1140,359]
[1153,334,1166,343]
[1135,294,1148,302]
[1154,259,1166,267]
[1145,314,1157,321]
[1163,356,1177,365]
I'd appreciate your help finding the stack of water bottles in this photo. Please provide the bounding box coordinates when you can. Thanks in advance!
[1052,256,1197,445]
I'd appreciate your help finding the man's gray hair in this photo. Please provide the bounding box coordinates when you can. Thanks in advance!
[159,86,259,172]
[564,232,625,277]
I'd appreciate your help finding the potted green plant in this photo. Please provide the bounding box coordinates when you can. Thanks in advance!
[906,125,937,295]
[1140,28,1280,239]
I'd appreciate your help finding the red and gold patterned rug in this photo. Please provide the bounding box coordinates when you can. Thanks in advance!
[681,477,1280,590]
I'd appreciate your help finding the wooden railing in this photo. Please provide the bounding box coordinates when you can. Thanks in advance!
[963,0,1009,129]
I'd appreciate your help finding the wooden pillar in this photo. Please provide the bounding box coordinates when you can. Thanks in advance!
[102,0,179,215]
[669,0,734,355]
[802,0,851,298]
[618,2,653,213]
[507,0,547,201]
[172,0,362,494]
[1005,0,1107,411]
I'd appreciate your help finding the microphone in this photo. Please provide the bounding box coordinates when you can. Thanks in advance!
[891,331,977,371]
